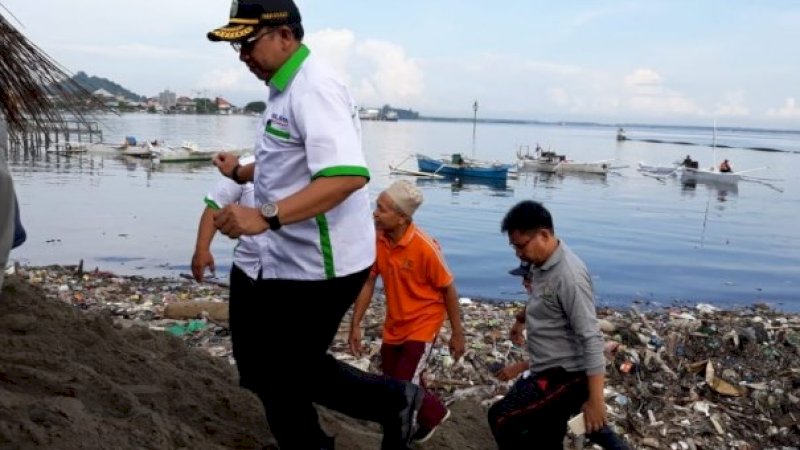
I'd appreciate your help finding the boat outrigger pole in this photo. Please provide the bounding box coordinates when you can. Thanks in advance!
[472,100,478,158]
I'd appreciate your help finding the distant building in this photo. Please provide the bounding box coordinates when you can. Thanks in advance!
[176,96,196,113]
[215,97,234,115]
[358,108,380,120]
[158,90,176,110]
[358,106,405,121]
[92,88,118,108]
[146,97,163,113]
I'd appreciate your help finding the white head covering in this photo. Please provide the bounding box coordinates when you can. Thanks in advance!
[383,180,423,217]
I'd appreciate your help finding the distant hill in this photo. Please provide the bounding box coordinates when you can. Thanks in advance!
[60,71,145,102]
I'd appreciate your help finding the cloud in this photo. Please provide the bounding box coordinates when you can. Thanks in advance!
[623,68,702,115]
[624,68,663,88]
[767,98,800,118]
[50,44,209,61]
[714,90,749,116]
[305,29,424,107]
[353,39,424,106]
[304,28,357,85]
[547,87,571,107]
[522,61,582,76]
[196,68,258,93]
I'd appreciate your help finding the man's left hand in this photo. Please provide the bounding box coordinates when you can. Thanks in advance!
[213,205,268,238]
[581,398,607,433]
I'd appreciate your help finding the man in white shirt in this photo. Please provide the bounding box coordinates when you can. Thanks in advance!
[206,1,422,448]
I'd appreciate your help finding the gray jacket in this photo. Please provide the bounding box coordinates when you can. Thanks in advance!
[525,241,606,376]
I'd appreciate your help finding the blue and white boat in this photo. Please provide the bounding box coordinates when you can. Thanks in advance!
[415,153,509,180]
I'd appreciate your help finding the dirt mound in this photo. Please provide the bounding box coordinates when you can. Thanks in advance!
[0,276,494,449]
[0,276,272,449]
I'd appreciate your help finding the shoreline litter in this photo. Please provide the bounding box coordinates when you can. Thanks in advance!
[5,264,799,449]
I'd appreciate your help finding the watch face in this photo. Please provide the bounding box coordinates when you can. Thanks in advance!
[261,203,278,217]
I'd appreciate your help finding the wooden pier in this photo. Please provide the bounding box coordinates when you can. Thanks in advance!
[5,118,104,157]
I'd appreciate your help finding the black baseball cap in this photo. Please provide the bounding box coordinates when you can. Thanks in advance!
[207,0,301,42]
[509,262,532,277]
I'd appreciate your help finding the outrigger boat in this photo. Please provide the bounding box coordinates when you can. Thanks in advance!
[516,145,611,174]
[416,153,509,180]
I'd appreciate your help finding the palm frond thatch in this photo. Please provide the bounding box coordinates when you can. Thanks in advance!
[0,12,107,137]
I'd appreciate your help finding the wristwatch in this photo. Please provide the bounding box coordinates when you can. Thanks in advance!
[260,203,282,230]
[231,164,246,185]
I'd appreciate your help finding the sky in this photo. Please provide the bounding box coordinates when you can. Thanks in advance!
[4,0,800,129]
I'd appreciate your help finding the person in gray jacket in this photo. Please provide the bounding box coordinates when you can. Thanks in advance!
[488,200,630,450]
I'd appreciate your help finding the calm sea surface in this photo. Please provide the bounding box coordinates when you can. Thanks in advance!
[5,114,800,310]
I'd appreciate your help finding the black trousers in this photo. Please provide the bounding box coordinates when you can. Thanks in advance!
[229,265,410,450]
[488,368,631,450]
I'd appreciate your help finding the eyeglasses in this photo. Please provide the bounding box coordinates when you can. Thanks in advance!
[509,237,534,251]
[230,27,279,53]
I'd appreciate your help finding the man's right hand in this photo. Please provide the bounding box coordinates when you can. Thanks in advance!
[510,320,525,346]
[348,326,363,356]
[191,249,215,282]
[495,361,529,381]
[213,152,239,178]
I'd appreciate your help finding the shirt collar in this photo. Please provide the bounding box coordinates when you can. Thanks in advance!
[538,240,563,271]
[378,223,417,248]
[270,44,310,92]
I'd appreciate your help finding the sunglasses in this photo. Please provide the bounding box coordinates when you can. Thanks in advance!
[230,27,280,53]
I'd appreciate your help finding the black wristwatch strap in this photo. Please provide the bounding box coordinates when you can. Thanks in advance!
[231,164,246,185]
[266,214,282,231]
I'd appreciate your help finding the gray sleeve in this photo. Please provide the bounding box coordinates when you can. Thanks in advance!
[0,156,15,288]
[559,273,606,375]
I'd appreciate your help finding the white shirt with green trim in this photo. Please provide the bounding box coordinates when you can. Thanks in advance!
[250,45,375,280]
[204,156,264,279]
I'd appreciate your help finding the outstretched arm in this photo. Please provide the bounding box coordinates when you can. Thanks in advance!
[191,208,217,282]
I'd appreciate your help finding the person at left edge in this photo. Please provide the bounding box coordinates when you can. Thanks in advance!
[205,1,423,448]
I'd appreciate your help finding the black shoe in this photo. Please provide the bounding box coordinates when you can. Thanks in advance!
[320,433,335,450]
[399,382,424,444]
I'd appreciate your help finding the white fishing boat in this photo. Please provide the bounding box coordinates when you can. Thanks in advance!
[517,145,610,174]
[181,141,200,152]
[681,167,741,186]
[151,144,216,163]
[46,142,88,154]
[120,145,154,158]
[680,122,742,187]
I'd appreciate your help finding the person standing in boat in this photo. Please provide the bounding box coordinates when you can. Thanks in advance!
[719,159,732,173]
[349,180,466,444]
[682,154,694,167]
[488,200,631,450]
[204,1,423,447]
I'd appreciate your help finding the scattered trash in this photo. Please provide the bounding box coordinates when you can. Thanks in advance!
[167,319,207,336]
[14,265,800,449]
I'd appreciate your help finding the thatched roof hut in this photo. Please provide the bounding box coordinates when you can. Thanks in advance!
[0,10,103,143]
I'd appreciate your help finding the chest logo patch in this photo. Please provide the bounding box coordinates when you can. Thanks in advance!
[265,113,291,139]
